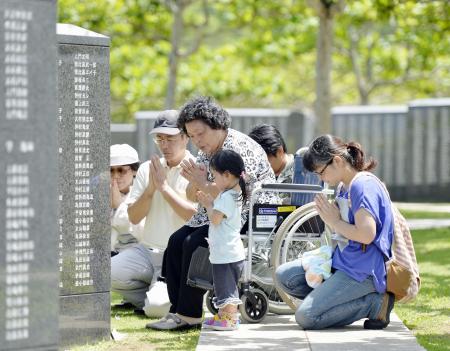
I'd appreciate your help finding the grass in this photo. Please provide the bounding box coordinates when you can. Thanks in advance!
[394,227,450,351]
[69,293,200,351]
[399,210,450,219]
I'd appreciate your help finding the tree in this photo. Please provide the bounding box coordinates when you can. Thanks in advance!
[308,0,344,134]
[58,0,449,123]
[335,0,450,105]
[164,0,209,109]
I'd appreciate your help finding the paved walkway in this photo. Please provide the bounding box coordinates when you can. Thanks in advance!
[408,218,450,230]
[394,202,450,213]
[197,312,425,351]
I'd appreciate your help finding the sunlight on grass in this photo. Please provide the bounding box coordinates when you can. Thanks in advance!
[400,210,450,220]
[69,292,200,351]
[395,227,450,351]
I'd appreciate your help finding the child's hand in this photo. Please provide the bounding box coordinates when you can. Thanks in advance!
[197,190,213,208]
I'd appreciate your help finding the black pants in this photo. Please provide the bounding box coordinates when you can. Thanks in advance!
[165,225,209,318]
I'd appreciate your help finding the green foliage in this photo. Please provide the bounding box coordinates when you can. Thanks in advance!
[335,0,450,104]
[58,0,450,122]
[395,227,450,351]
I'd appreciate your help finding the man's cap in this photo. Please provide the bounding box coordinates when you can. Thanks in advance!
[149,110,180,135]
[110,144,139,166]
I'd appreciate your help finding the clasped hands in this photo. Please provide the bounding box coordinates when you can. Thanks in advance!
[180,158,208,189]
[314,193,341,229]
[147,154,168,194]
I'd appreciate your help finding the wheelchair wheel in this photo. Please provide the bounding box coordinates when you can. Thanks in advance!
[251,264,293,315]
[239,288,268,323]
[205,290,219,315]
[270,203,331,311]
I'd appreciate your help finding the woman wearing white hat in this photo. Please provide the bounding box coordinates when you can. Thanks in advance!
[110,144,143,255]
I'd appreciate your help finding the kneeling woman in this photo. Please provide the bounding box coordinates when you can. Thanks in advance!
[275,134,395,330]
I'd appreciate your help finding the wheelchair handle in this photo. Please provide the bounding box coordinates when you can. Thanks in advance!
[261,183,323,192]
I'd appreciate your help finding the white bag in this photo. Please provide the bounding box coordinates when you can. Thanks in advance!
[143,281,171,318]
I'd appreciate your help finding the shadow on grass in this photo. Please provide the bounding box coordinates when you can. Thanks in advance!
[110,306,200,351]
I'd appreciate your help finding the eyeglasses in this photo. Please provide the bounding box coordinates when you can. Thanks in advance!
[110,166,131,176]
[153,136,181,145]
[315,159,333,176]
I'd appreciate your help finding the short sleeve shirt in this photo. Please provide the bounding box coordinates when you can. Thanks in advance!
[187,128,278,227]
[126,151,195,250]
[208,189,245,264]
[332,174,394,293]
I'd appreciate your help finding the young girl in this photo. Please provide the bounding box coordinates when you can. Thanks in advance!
[275,135,395,330]
[196,149,247,331]
[110,144,142,255]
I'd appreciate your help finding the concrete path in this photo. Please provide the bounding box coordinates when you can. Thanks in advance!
[196,312,425,351]
[408,219,450,230]
[394,202,450,229]
[394,202,450,213]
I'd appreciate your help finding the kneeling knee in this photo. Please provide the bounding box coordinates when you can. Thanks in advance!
[274,267,287,289]
[295,305,317,330]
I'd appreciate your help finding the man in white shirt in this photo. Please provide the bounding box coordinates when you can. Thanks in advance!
[111,110,197,315]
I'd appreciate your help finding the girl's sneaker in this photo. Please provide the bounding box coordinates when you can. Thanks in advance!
[202,314,240,331]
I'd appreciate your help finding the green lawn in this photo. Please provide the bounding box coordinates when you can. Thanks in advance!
[399,210,450,219]
[70,294,200,351]
[395,227,450,351]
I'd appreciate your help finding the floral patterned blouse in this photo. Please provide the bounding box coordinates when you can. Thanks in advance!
[187,128,278,227]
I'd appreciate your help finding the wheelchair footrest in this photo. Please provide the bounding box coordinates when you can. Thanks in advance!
[187,246,213,290]
[186,278,213,291]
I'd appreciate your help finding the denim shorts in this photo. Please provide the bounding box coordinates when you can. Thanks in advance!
[212,260,244,308]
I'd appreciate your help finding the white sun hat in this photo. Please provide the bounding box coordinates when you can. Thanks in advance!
[110,144,139,166]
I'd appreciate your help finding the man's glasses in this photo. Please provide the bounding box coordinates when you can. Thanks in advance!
[153,136,180,145]
[110,166,131,176]
[315,159,333,176]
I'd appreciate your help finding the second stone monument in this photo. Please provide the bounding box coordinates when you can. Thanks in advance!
[57,23,111,347]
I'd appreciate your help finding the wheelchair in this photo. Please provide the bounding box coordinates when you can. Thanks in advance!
[187,155,333,323]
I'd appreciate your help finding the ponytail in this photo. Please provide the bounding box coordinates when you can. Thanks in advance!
[346,142,377,171]
[239,173,248,204]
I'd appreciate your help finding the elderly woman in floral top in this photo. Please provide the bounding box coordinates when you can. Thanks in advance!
[147,96,277,331]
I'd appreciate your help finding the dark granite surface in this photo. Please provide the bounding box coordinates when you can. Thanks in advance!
[56,24,111,348]
[57,38,110,296]
[59,292,111,348]
[0,1,59,350]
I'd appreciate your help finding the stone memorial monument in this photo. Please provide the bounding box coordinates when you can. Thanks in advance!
[57,23,111,347]
[0,1,59,350]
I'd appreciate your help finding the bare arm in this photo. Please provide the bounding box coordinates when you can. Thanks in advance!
[315,193,376,245]
[185,181,220,202]
[128,187,154,224]
[197,191,223,226]
[128,162,156,224]
[151,155,197,221]
[160,186,197,221]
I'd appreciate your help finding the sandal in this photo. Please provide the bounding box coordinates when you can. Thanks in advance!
[146,314,201,331]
